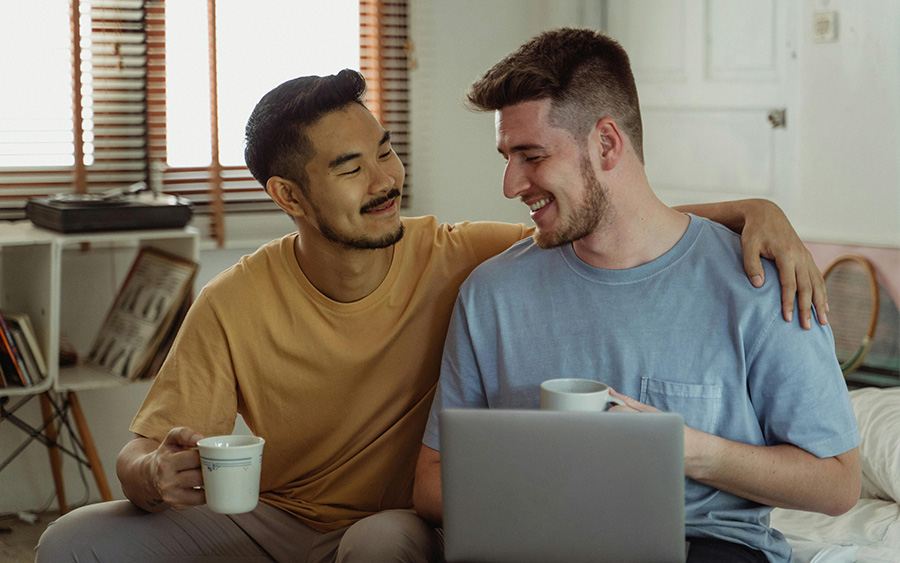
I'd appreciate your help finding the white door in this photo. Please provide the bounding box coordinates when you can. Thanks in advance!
[605,0,797,209]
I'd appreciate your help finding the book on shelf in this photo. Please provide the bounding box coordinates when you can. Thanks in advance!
[0,344,20,388]
[86,247,198,381]
[0,309,31,386]
[1,310,48,387]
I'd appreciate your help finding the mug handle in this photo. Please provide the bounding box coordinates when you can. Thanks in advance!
[606,396,627,410]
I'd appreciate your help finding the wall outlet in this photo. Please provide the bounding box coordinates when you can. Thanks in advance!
[812,11,838,43]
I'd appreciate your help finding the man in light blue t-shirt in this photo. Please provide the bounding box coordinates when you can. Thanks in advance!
[413,28,861,563]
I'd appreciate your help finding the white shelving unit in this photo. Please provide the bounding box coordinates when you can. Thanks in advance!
[0,220,199,511]
[0,222,56,396]
[0,221,199,395]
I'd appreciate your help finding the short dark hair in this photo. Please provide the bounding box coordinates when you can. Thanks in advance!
[467,28,644,162]
[244,69,367,193]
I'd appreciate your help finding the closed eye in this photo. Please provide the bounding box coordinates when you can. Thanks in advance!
[339,167,361,176]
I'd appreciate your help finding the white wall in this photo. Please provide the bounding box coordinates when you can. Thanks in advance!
[406,0,604,225]
[405,0,530,225]
[407,0,900,249]
[791,0,900,246]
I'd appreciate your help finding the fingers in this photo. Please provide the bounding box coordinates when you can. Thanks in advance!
[796,250,829,327]
[742,231,801,325]
[155,453,205,510]
[807,255,829,326]
[777,250,828,330]
[813,279,829,326]
[607,388,637,413]
[777,263,798,326]
[162,426,203,449]
[793,271,814,330]
[736,199,828,329]
[153,427,205,510]
[742,244,765,289]
[608,388,633,405]
[608,389,660,414]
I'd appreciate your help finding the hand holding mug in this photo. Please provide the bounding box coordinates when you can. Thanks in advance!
[540,379,626,412]
[606,388,661,413]
[150,427,205,511]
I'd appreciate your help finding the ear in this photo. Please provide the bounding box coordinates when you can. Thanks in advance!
[265,176,308,218]
[591,118,625,171]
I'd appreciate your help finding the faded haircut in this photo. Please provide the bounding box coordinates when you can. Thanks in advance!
[467,28,644,163]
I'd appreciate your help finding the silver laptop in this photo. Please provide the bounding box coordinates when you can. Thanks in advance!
[440,409,686,563]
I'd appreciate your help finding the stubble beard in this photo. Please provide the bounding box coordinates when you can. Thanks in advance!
[315,188,406,250]
[320,222,405,250]
[533,155,610,249]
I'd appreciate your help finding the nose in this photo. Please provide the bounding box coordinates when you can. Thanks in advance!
[502,160,528,200]
[371,159,399,194]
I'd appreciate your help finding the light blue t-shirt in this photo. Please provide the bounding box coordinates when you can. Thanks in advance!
[424,215,860,563]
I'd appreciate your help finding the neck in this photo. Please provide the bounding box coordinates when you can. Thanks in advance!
[572,174,689,270]
[293,230,395,303]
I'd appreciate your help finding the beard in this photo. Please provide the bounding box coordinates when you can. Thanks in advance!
[533,155,610,249]
[315,188,406,250]
[320,222,405,250]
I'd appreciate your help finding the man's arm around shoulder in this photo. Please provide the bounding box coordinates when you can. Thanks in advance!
[677,198,828,329]
[116,427,205,513]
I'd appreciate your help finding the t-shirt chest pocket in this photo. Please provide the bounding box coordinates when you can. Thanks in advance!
[639,378,723,433]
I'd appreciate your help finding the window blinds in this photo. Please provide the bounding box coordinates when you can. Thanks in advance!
[0,0,149,219]
[87,0,149,193]
[360,0,412,208]
[0,0,410,247]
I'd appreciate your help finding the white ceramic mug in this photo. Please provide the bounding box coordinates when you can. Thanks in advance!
[540,378,626,412]
[197,435,265,514]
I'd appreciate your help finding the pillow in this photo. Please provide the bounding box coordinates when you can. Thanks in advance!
[849,387,900,503]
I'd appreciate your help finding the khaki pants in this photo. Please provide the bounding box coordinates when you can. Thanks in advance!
[36,500,444,562]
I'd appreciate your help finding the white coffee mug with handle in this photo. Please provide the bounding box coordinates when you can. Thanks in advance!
[540,378,626,412]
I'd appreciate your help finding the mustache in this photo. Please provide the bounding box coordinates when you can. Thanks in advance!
[360,188,401,213]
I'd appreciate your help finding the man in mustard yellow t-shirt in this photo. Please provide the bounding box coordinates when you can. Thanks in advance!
[36,70,827,562]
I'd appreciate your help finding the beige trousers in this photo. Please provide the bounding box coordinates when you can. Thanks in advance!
[36,499,444,562]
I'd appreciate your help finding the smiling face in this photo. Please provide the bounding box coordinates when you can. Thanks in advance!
[300,103,406,250]
[496,99,610,249]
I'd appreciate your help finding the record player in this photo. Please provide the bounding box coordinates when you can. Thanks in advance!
[26,182,193,233]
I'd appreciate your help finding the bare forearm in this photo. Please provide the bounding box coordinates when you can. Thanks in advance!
[413,445,444,526]
[674,199,764,234]
[686,429,860,516]
[116,435,169,513]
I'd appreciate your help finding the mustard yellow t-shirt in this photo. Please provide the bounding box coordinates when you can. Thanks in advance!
[130,216,531,532]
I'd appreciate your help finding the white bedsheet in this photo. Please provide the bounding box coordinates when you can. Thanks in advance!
[771,498,900,562]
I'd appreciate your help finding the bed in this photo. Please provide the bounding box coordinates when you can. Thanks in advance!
[770,386,900,562]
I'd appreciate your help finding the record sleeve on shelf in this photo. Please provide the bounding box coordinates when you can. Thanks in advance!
[86,247,198,380]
